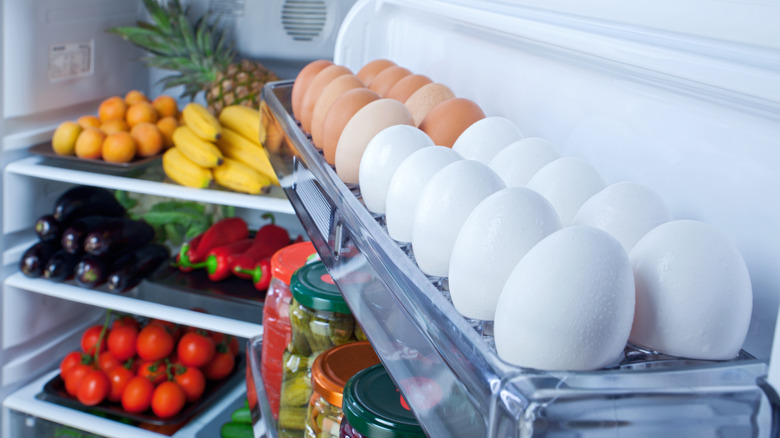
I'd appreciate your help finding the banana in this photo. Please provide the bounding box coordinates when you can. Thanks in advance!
[216,127,279,186]
[212,157,273,194]
[172,125,224,168]
[182,102,222,141]
[218,105,267,145]
[162,147,213,189]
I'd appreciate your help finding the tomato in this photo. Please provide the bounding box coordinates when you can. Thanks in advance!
[173,365,206,402]
[107,366,135,402]
[122,376,155,413]
[64,363,92,397]
[202,350,235,380]
[107,325,138,361]
[112,315,140,331]
[210,332,240,356]
[137,360,168,386]
[151,381,186,419]
[81,325,107,355]
[149,319,182,341]
[60,351,86,377]
[77,369,110,406]
[176,332,215,368]
[136,323,175,361]
[97,351,121,374]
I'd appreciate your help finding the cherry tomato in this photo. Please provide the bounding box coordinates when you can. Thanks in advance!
[97,351,121,374]
[77,369,110,406]
[107,325,138,361]
[112,315,140,331]
[60,351,86,377]
[203,350,235,380]
[173,365,206,403]
[136,324,174,361]
[64,363,92,397]
[122,376,155,413]
[107,365,135,402]
[177,332,215,368]
[210,332,240,356]
[137,360,168,386]
[81,325,107,355]
[149,319,182,341]
[151,381,186,419]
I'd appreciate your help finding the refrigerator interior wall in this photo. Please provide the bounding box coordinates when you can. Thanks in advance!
[335,0,780,378]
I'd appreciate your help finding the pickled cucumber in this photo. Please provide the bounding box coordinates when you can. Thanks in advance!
[280,370,312,406]
[279,406,308,430]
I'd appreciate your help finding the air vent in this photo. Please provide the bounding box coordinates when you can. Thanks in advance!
[282,0,327,41]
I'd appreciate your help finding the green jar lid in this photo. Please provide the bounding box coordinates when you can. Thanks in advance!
[341,364,426,438]
[291,261,351,314]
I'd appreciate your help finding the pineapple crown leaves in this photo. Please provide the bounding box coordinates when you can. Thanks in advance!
[107,0,237,99]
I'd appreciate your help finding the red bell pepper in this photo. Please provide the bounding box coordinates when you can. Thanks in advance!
[234,258,272,291]
[255,213,290,250]
[229,215,290,279]
[173,234,203,272]
[187,217,249,263]
[192,238,254,282]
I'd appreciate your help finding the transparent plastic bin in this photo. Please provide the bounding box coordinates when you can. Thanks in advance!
[261,80,780,437]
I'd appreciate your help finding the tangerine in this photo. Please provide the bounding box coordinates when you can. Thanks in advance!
[156,116,178,149]
[130,122,164,157]
[98,96,127,122]
[52,121,83,156]
[75,128,106,160]
[126,101,158,127]
[77,115,101,129]
[102,131,137,163]
[124,90,148,105]
[100,119,130,135]
[152,95,179,118]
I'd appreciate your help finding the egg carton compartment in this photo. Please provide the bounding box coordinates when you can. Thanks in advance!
[261,80,778,437]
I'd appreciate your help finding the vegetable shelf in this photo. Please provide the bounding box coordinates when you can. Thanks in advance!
[262,79,777,437]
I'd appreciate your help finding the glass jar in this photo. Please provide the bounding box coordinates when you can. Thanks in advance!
[279,261,358,436]
[339,364,426,438]
[262,241,319,420]
[305,341,380,438]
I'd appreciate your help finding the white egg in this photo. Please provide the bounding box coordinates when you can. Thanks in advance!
[571,182,672,252]
[412,160,506,277]
[449,187,561,321]
[629,220,752,360]
[495,226,635,371]
[385,146,463,243]
[452,116,524,164]
[488,137,559,187]
[358,125,434,214]
[526,157,605,226]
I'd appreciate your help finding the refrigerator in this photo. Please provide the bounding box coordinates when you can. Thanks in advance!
[2,0,780,437]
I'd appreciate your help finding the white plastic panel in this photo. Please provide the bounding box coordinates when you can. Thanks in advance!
[334,0,780,375]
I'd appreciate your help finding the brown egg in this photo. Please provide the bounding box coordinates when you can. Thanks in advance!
[419,98,486,148]
[322,88,381,165]
[300,65,352,133]
[369,66,412,97]
[404,83,456,126]
[386,74,433,103]
[356,59,396,87]
[291,59,333,122]
[310,74,366,150]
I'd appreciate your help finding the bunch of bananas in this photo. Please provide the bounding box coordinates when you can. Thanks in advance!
[162,102,279,194]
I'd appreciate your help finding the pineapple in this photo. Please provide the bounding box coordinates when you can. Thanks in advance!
[109,0,279,114]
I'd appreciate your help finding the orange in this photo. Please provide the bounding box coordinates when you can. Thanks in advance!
[125,90,148,105]
[100,118,130,134]
[75,128,106,160]
[152,95,179,118]
[102,131,137,163]
[77,115,101,129]
[126,101,158,127]
[98,96,127,122]
[156,116,178,149]
[52,121,83,156]
[130,122,164,157]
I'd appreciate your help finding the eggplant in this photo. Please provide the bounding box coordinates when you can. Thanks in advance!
[74,254,110,288]
[43,249,79,281]
[34,214,62,242]
[83,218,155,257]
[107,243,170,292]
[61,215,117,255]
[52,186,126,225]
[19,241,60,278]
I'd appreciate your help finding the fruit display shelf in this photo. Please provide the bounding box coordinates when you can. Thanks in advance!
[261,80,776,437]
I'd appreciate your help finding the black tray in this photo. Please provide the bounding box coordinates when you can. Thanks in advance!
[37,355,244,426]
[29,142,162,172]
[148,259,266,306]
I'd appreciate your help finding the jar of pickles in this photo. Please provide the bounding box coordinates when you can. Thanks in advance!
[339,364,426,438]
[279,261,359,436]
[305,341,380,438]
[262,241,319,420]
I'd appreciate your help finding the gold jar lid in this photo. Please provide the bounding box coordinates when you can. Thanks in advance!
[311,341,380,407]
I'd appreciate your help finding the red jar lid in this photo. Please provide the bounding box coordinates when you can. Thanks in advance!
[311,341,380,408]
[270,241,319,285]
